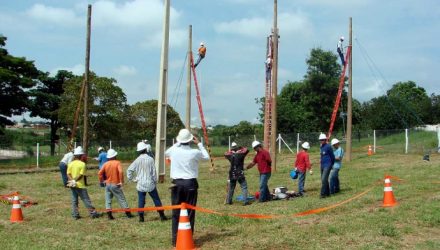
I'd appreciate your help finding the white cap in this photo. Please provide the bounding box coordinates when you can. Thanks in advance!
[319,133,327,140]
[73,146,84,156]
[176,129,194,143]
[97,147,104,153]
[340,36,344,41]
[252,141,261,148]
[200,42,204,46]
[231,142,238,147]
[301,142,310,150]
[107,149,118,159]
[136,142,148,152]
[331,138,340,145]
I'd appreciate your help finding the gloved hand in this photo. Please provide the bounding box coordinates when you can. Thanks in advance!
[309,170,313,175]
[67,180,77,188]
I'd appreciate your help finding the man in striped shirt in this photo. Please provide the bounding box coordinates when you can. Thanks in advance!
[127,141,168,222]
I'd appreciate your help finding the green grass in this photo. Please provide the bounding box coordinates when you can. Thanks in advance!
[0,151,439,249]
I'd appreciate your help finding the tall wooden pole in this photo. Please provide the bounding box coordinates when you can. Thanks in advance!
[270,0,279,171]
[155,0,170,183]
[82,4,92,153]
[346,17,353,161]
[186,25,192,129]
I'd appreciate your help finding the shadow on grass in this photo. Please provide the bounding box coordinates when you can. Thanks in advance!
[195,230,235,248]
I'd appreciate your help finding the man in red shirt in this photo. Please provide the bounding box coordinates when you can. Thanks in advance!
[99,149,134,220]
[294,142,313,196]
[246,141,272,202]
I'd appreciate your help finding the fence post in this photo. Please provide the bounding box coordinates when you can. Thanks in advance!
[278,134,281,153]
[36,143,40,169]
[74,141,77,149]
[296,133,300,153]
[405,128,409,154]
[254,134,257,141]
[109,140,112,149]
[228,136,231,151]
[437,126,440,153]
[373,130,376,153]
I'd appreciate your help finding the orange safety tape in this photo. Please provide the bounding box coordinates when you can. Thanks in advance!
[387,175,404,182]
[97,204,182,213]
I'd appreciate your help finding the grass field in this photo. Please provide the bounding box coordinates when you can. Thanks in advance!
[0,151,439,249]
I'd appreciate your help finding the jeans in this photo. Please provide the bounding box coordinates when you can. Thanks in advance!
[259,173,271,202]
[105,184,129,210]
[337,48,345,65]
[70,187,97,218]
[171,179,198,247]
[297,171,306,194]
[226,178,248,204]
[330,168,340,194]
[59,162,68,186]
[138,188,164,216]
[194,55,205,67]
[320,167,332,197]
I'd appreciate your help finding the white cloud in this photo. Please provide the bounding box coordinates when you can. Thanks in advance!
[26,4,82,26]
[113,65,137,76]
[215,17,269,38]
[50,64,84,76]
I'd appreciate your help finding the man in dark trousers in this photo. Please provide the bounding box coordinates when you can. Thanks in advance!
[165,128,209,247]
[225,142,250,206]
[194,42,206,68]
[337,36,345,66]
[319,134,335,198]
[246,141,272,202]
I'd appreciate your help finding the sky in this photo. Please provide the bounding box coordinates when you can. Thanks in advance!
[1,0,439,126]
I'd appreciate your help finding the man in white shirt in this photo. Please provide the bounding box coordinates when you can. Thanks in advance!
[127,141,167,222]
[59,149,74,187]
[165,128,209,247]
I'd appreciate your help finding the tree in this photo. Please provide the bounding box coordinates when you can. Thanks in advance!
[0,35,41,127]
[430,94,440,124]
[125,100,184,141]
[29,70,74,155]
[58,73,128,144]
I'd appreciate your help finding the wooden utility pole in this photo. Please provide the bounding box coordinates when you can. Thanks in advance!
[270,0,279,171]
[155,0,170,183]
[346,17,353,161]
[82,4,92,153]
[186,25,192,129]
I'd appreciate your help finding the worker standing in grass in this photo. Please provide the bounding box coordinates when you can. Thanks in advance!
[127,141,168,222]
[67,146,101,220]
[99,149,134,220]
[330,138,344,194]
[59,148,74,187]
[225,142,250,206]
[294,142,313,196]
[165,128,209,247]
[319,134,335,198]
[194,42,206,68]
[95,146,108,187]
[246,141,272,202]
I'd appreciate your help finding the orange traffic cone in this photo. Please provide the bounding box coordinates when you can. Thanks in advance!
[10,196,24,223]
[382,176,397,207]
[368,145,373,156]
[176,203,195,250]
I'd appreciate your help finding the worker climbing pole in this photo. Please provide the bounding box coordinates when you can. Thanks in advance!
[327,46,351,139]
[263,35,273,150]
[190,53,215,172]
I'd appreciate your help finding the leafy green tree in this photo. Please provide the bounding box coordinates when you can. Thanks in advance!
[125,100,184,141]
[0,35,41,127]
[58,73,127,143]
[430,94,440,124]
[29,70,74,155]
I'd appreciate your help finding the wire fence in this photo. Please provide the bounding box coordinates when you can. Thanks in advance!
[1,127,439,169]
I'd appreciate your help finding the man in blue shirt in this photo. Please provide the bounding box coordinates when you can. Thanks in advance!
[319,134,335,198]
[96,147,108,187]
[330,138,344,194]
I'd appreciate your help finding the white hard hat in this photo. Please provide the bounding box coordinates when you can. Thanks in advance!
[136,142,148,152]
[331,138,340,145]
[231,142,238,147]
[200,42,204,46]
[340,36,344,41]
[106,149,118,159]
[176,129,194,143]
[252,141,261,149]
[73,146,84,156]
[319,133,327,140]
[97,147,104,153]
[301,142,310,150]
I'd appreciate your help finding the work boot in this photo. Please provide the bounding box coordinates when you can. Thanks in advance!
[139,214,144,222]
[107,211,115,220]
[159,211,168,221]
[125,212,134,218]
